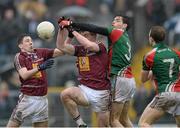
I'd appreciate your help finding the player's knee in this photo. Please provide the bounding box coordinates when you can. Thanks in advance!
[60,90,71,102]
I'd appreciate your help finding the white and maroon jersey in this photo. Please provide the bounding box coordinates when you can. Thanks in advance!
[14,48,54,96]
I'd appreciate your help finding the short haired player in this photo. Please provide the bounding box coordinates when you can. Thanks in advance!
[7,34,64,127]
[58,15,136,127]
[56,25,111,127]
[139,26,180,127]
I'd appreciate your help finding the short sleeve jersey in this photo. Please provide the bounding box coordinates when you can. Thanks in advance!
[74,42,111,90]
[107,26,133,78]
[143,43,180,93]
[14,48,54,96]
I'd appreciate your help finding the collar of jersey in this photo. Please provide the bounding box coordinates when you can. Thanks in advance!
[153,42,165,48]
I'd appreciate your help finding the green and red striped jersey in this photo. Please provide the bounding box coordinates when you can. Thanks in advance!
[107,27,133,78]
[143,43,180,93]
[72,23,134,78]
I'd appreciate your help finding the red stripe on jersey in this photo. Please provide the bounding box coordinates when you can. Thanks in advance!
[171,75,180,92]
[109,29,123,44]
[172,49,180,58]
[172,85,180,92]
[145,49,156,69]
[123,66,133,78]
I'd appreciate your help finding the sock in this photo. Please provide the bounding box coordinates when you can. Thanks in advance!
[73,115,86,126]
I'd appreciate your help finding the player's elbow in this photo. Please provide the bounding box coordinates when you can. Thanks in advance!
[59,45,66,52]
[20,75,29,81]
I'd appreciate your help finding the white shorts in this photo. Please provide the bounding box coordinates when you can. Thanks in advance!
[10,93,48,123]
[111,76,136,103]
[150,92,180,116]
[79,85,110,113]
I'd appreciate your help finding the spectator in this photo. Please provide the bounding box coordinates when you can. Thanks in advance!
[146,0,167,25]
[164,6,180,46]
[0,7,23,54]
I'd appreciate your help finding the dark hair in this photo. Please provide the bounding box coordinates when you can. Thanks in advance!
[115,13,131,31]
[150,26,166,42]
[2,6,17,19]
[17,34,30,45]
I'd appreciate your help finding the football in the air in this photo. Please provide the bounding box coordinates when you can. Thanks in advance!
[37,21,55,40]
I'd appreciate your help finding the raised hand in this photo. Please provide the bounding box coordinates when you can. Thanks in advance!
[58,16,65,24]
[58,17,72,29]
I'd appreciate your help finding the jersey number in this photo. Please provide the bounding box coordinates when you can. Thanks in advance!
[125,42,131,61]
[163,58,174,78]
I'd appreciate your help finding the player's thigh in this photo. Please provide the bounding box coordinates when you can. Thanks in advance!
[111,102,124,120]
[33,120,48,127]
[139,105,165,125]
[96,111,110,127]
[61,87,89,106]
[175,115,180,127]
[7,120,21,127]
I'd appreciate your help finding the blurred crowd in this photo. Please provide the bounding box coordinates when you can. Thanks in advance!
[0,0,180,54]
[0,0,180,126]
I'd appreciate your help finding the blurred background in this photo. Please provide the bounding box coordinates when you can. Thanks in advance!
[0,0,180,127]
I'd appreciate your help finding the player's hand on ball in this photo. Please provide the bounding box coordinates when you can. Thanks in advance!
[58,16,65,29]
[38,59,54,71]
[58,16,65,23]
[58,17,72,29]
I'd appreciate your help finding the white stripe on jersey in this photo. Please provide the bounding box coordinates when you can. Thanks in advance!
[14,53,22,71]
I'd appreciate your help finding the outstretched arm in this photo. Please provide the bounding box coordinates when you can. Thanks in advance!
[72,22,109,36]
[72,31,100,52]
[56,28,75,55]
[56,28,67,48]
[59,18,109,36]
[17,59,54,80]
